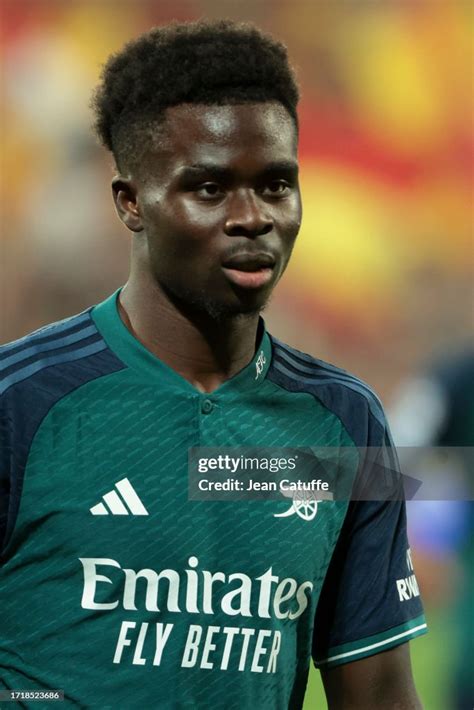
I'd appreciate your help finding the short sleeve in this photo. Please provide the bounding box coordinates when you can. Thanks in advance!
[0,403,11,554]
[312,427,428,668]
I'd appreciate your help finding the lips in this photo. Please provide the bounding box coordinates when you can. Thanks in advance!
[222,252,276,271]
[221,252,276,289]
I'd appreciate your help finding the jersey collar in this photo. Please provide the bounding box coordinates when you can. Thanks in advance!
[91,288,272,394]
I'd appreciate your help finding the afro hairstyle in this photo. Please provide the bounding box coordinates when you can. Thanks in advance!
[90,19,299,173]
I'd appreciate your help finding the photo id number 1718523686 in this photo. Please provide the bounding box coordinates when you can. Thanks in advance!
[0,690,64,702]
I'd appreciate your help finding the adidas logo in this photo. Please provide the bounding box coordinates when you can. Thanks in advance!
[90,478,149,516]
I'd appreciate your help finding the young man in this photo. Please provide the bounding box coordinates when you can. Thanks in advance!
[0,20,427,709]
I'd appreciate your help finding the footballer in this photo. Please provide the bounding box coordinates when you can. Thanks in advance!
[0,20,427,709]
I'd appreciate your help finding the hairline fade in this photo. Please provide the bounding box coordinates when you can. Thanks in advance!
[90,19,300,174]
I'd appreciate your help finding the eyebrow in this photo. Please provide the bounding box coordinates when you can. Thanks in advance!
[178,161,299,179]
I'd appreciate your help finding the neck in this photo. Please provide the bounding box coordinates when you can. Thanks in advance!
[118,275,261,394]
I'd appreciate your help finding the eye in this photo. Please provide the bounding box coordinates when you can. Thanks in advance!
[195,183,223,199]
[262,180,291,197]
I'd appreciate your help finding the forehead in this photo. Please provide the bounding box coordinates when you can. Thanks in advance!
[154,102,298,166]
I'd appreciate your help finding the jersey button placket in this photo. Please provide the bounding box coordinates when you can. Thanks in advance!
[201,398,214,414]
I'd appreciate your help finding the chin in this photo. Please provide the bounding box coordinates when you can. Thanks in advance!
[190,293,267,321]
[161,280,270,320]
[203,300,263,321]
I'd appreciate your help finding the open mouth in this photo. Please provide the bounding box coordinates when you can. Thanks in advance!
[221,253,276,289]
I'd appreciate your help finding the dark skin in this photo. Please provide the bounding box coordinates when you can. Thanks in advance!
[321,645,422,709]
[113,102,301,393]
[112,100,422,708]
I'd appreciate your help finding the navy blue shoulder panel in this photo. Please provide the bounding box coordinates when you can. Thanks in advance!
[268,335,389,448]
[268,337,426,652]
[0,309,127,555]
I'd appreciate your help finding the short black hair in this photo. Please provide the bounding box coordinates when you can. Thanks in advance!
[91,19,299,173]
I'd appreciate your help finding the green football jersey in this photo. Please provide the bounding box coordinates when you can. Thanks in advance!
[0,289,427,709]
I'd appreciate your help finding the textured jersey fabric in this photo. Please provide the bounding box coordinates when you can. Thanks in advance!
[0,289,427,709]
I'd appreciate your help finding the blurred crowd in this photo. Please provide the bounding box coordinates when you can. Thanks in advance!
[1,2,472,708]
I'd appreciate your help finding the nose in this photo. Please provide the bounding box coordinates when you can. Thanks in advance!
[224,189,273,237]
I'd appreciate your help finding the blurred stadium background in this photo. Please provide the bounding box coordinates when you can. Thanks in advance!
[1,1,472,708]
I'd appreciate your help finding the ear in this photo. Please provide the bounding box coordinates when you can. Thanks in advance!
[111,176,144,233]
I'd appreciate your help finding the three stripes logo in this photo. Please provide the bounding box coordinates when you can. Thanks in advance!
[90,478,149,516]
